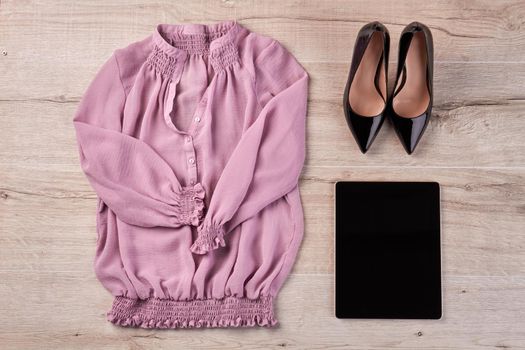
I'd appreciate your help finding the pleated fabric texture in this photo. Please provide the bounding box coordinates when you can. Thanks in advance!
[73,21,308,329]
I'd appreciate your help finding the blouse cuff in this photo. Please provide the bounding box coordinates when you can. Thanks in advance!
[190,222,226,254]
[175,183,206,226]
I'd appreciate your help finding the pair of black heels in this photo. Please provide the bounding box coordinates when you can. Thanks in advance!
[343,21,434,154]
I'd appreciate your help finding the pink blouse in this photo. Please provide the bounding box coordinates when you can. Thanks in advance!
[73,21,308,329]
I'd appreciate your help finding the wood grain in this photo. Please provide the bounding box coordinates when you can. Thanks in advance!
[2,166,524,276]
[1,0,524,349]
[0,273,524,349]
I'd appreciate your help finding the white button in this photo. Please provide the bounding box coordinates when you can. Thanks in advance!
[190,179,195,185]
[194,117,201,123]
[188,158,195,164]
[186,136,191,143]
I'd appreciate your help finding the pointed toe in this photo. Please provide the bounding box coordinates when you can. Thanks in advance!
[349,114,384,154]
[402,137,416,155]
[356,134,369,154]
[391,113,429,155]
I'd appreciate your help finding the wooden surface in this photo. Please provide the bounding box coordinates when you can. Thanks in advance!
[1,1,524,349]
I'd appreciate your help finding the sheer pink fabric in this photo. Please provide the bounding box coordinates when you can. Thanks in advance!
[73,21,308,328]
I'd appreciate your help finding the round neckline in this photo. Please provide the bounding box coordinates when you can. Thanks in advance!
[153,20,241,58]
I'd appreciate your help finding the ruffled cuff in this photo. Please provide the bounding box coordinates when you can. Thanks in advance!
[190,222,226,254]
[176,183,205,226]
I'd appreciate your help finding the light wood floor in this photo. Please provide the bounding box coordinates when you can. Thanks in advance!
[1,1,524,349]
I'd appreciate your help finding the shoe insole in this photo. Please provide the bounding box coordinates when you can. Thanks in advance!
[348,31,386,117]
[392,31,430,118]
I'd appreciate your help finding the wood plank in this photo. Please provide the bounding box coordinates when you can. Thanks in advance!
[2,166,524,276]
[1,0,524,70]
[306,100,525,167]
[2,1,525,101]
[1,97,524,168]
[2,59,524,106]
[0,273,524,349]
[306,62,525,106]
[298,166,525,275]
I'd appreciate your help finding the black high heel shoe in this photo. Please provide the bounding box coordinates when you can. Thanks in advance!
[388,22,434,155]
[343,22,390,154]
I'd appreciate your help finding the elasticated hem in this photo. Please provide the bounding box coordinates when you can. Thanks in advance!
[190,223,226,254]
[107,295,277,329]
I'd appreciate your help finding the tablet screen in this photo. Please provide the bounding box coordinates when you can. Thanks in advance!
[335,182,442,319]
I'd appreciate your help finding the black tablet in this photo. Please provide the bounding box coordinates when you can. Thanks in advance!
[335,181,442,319]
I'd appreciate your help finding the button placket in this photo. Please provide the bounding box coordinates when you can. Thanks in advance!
[184,93,208,187]
[189,95,207,130]
[182,134,198,186]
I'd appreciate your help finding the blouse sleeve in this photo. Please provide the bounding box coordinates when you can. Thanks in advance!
[73,53,205,228]
[190,41,308,254]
